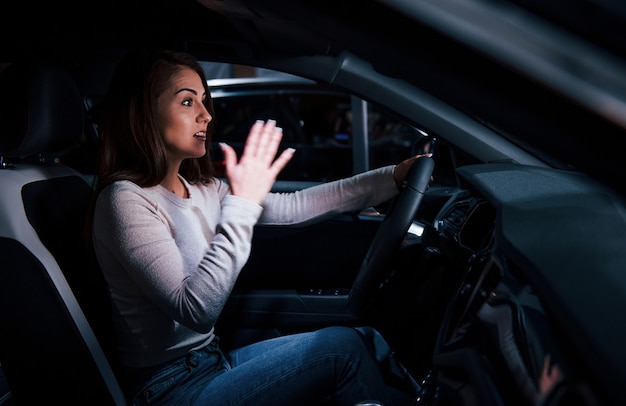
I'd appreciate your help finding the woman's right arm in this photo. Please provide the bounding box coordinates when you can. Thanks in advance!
[92,182,262,333]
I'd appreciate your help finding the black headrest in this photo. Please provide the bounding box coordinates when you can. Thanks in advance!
[0,61,84,159]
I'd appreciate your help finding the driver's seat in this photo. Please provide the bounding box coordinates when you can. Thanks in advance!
[0,60,126,405]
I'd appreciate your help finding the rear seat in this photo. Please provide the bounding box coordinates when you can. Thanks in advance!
[0,60,126,404]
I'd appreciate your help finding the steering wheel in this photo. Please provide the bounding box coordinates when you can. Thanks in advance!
[348,156,435,317]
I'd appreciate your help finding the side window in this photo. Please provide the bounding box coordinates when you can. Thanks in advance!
[368,103,429,169]
[206,75,430,183]
[210,87,355,182]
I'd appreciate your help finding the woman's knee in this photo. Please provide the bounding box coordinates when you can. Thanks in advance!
[313,326,374,355]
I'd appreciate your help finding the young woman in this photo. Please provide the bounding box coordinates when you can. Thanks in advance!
[91,48,428,405]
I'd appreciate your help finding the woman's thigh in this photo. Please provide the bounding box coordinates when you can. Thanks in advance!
[192,326,397,405]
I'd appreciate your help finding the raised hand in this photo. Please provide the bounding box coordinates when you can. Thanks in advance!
[219,120,295,204]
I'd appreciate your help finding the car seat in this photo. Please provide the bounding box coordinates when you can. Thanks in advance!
[0,60,126,405]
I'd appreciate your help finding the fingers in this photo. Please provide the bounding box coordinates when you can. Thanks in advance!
[226,119,287,165]
[241,120,264,158]
[219,142,237,169]
[393,153,435,190]
[412,152,432,161]
[270,147,296,175]
[243,119,283,160]
[222,120,295,204]
[260,123,283,160]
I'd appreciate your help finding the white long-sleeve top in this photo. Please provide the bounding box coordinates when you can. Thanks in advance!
[92,166,398,368]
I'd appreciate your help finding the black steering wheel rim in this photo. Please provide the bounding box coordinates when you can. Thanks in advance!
[348,156,435,317]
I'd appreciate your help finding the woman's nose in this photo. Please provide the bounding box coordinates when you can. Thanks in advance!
[198,105,212,123]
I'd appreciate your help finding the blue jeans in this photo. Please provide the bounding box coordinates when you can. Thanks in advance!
[126,326,419,405]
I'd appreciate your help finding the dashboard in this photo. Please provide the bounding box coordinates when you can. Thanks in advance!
[417,162,625,405]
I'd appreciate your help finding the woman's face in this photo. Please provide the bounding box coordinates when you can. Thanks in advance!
[157,67,211,163]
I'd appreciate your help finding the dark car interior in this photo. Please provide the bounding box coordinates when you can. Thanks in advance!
[2,1,626,405]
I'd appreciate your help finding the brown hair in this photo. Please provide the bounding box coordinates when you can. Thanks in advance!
[95,48,216,192]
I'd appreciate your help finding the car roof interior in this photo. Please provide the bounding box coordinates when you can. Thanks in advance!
[6,0,626,195]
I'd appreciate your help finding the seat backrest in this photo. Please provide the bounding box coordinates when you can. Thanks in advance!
[0,60,126,405]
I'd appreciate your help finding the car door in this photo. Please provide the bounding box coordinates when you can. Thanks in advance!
[207,73,456,346]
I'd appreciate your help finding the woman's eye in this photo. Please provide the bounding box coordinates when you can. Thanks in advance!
[182,98,193,106]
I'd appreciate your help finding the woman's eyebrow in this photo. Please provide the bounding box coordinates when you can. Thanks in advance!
[175,87,198,95]
[174,88,207,98]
